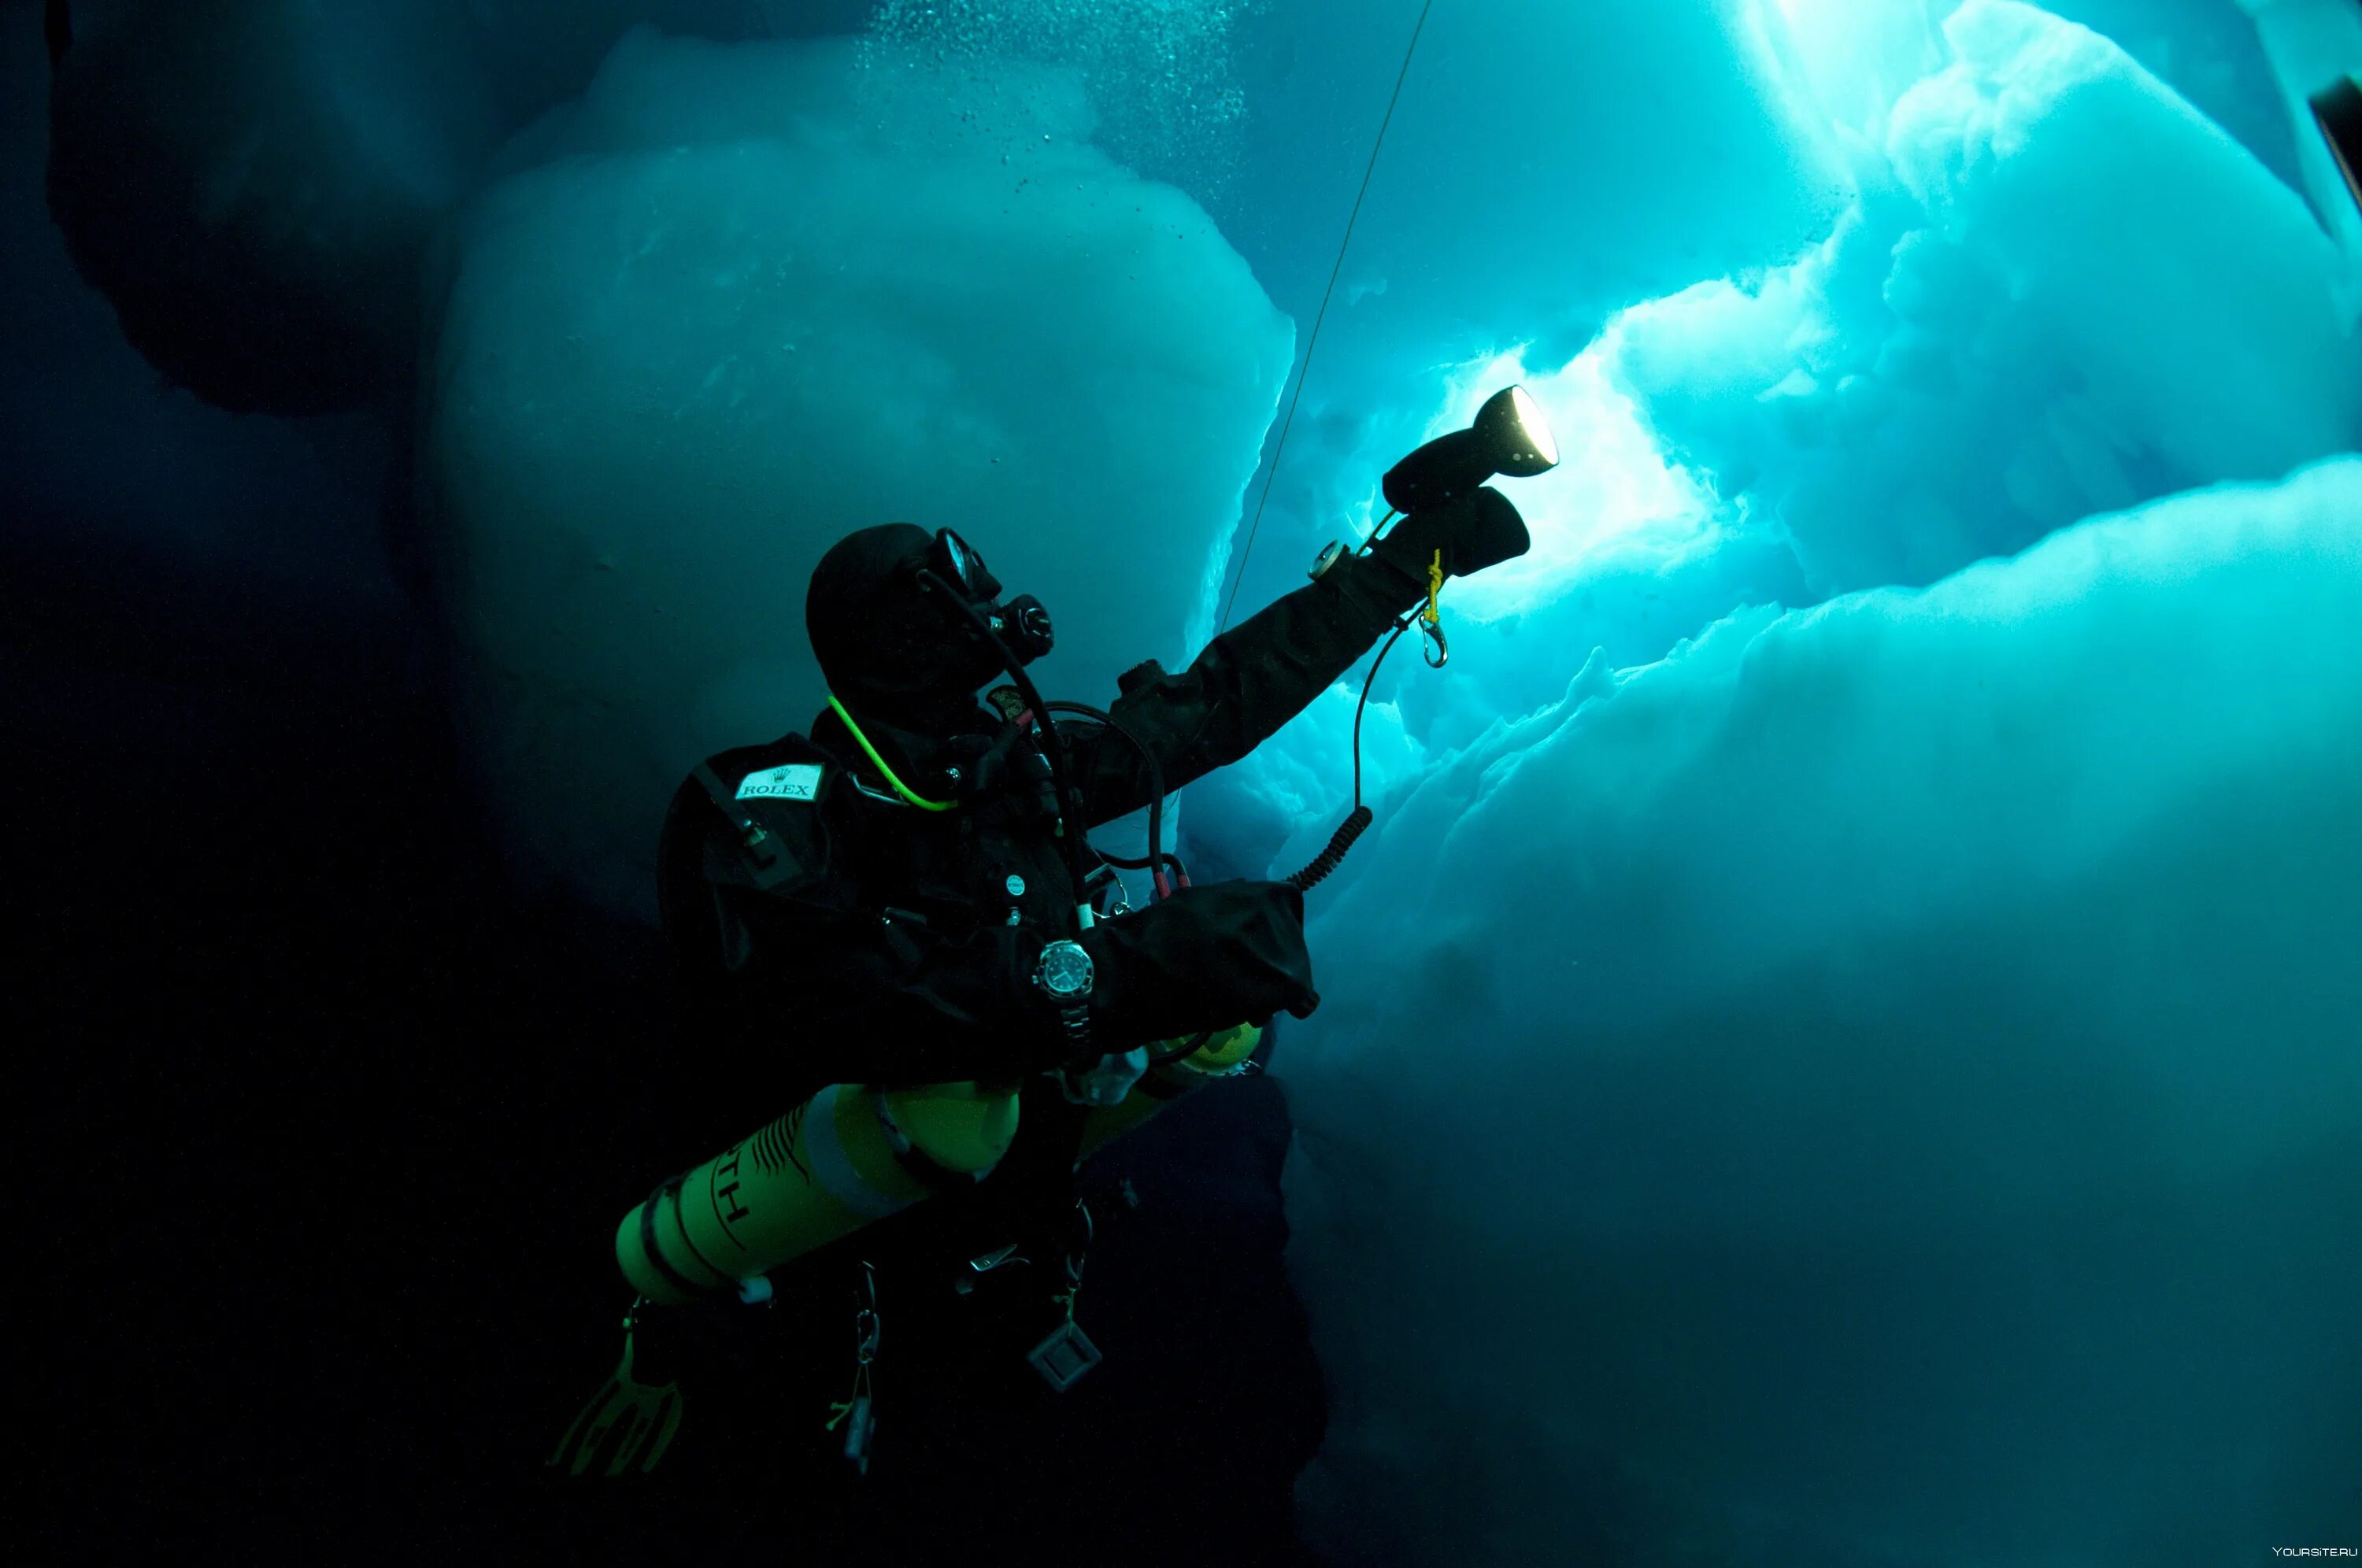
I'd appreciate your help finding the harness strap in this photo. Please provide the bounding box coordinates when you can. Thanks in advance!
[638,1174,727,1300]
[694,763,800,891]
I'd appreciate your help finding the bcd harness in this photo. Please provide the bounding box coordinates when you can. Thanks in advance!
[688,734,1102,1350]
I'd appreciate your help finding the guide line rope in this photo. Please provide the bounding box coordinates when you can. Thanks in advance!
[1215,0,1438,636]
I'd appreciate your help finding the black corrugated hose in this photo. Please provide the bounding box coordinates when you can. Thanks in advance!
[1285,613,1416,892]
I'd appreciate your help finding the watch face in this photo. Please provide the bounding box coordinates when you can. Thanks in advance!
[1040,941,1093,998]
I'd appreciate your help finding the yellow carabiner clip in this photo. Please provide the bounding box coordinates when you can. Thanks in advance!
[1422,549,1449,668]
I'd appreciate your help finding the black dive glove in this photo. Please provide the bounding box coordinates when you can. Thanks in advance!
[1364,486,1531,612]
[1075,879,1320,1049]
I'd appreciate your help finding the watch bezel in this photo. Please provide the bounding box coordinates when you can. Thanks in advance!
[1037,938,1094,1000]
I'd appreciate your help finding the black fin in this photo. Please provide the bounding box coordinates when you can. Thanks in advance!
[45,0,72,69]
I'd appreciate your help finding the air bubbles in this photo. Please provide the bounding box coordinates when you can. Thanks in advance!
[866,0,1253,198]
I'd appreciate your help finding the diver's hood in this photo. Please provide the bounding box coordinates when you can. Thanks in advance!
[805,523,1025,734]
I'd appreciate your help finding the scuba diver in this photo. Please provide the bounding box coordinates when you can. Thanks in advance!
[557,389,1553,1481]
[659,490,1530,1120]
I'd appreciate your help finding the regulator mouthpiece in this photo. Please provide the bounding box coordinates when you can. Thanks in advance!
[992,594,1056,665]
[916,529,1054,666]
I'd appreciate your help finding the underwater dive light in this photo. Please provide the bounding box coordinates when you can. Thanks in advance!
[1380,384,1560,513]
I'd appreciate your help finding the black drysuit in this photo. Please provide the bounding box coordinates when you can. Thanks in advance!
[656,548,1425,1112]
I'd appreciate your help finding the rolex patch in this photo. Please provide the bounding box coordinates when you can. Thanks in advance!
[736,764,823,802]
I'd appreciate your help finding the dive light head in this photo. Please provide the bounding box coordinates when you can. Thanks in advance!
[1382,384,1560,513]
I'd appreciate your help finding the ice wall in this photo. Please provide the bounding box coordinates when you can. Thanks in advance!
[1209,0,2361,886]
[1181,0,1864,882]
[1201,0,2303,639]
[1269,5,2362,1561]
[864,0,1254,197]
[2237,0,2362,273]
[1619,0,2360,599]
[1282,457,2362,1566]
[424,30,1292,909]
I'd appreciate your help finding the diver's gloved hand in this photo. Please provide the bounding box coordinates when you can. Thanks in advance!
[1076,880,1319,1049]
[1364,486,1531,612]
[938,722,1058,823]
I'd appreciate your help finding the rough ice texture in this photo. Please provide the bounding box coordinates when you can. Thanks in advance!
[1271,6,2362,1562]
[424,31,1291,911]
[2236,0,2362,283]
[1612,0,2360,600]
[1202,1,2359,892]
[1282,455,2362,1566]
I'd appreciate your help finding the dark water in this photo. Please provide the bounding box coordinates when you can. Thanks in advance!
[6,2,1326,1527]
[9,512,1325,1560]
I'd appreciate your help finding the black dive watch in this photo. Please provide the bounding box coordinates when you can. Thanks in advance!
[1033,937,1095,1061]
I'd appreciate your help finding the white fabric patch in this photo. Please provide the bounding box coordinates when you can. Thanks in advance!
[736,763,822,802]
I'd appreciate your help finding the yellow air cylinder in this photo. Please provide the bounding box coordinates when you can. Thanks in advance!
[615,1024,1261,1302]
[617,1080,1021,1304]
[1079,1022,1262,1157]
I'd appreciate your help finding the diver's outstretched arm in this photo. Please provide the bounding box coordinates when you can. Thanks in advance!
[1066,553,1408,827]
[1068,489,1527,826]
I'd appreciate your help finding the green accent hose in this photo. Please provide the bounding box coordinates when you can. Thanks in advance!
[827,695,957,812]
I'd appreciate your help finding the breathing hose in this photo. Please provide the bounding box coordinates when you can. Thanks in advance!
[1149,1030,1218,1069]
[1043,701,1174,900]
[1284,612,1417,892]
[1036,704,1218,1066]
[916,568,1094,904]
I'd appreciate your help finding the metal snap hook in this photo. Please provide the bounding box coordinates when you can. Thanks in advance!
[854,1308,879,1363]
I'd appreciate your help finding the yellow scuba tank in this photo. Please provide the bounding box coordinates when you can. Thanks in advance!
[1077,1020,1262,1156]
[618,1079,1018,1305]
[616,1024,1261,1304]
